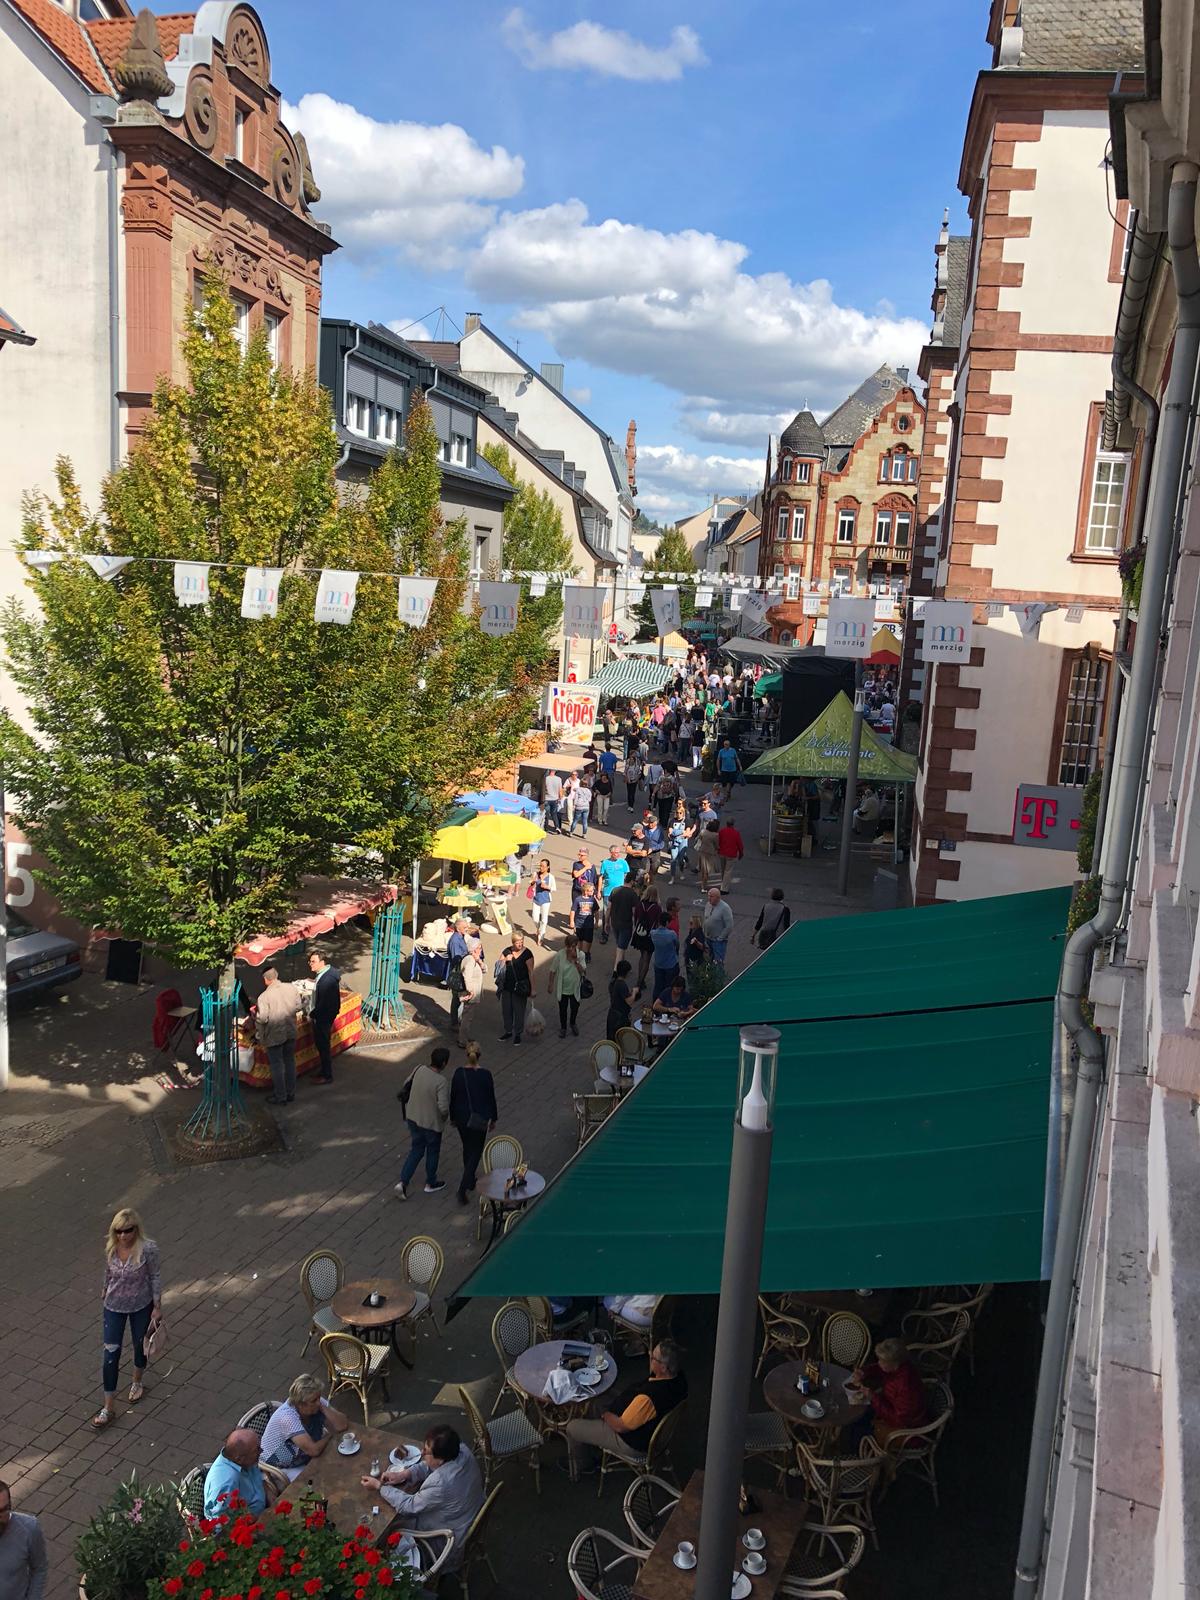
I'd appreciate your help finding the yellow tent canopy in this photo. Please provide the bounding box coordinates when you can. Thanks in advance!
[429,812,545,862]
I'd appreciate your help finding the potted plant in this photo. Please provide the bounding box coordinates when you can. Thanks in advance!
[687,957,729,1008]
[76,1476,183,1600]
[159,1492,424,1600]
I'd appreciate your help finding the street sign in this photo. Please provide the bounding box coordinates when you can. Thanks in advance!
[1012,784,1085,850]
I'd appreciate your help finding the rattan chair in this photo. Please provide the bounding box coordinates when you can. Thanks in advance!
[607,1293,674,1357]
[614,1026,648,1066]
[476,1134,525,1240]
[458,1483,503,1600]
[396,1234,444,1360]
[795,1438,887,1548]
[596,1399,686,1497]
[589,1039,621,1077]
[744,1409,795,1488]
[177,1464,210,1520]
[756,1294,812,1375]
[622,1473,680,1549]
[525,1294,591,1343]
[820,1310,871,1370]
[575,1091,617,1146]
[298,1248,346,1355]
[236,1400,279,1438]
[460,1380,542,1494]
[318,1331,391,1425]
[780,1522,866,1593]
[260,1463,289,1500]
[880,1379,954,1505]
[490,1300,537,1416]
[568,1527,646,1600]
[907,1311,972,1378]
[404,1528,456,1584]
[916,1284,993,1373]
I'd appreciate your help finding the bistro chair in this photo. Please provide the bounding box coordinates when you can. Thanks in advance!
[490,1299,537,1416]
[235,1400,279,1438]
[460,1380,543,1495]
[298,1248,346,1355]
[396,1234,444,1359]
[260,1463,289,1500]
[820,1310,871,1371]
[614,1026,648,1066]
[574,1092,616,1147]
[622,1473,680,1549]
[458,1483,504,1600]
[920,1283,993,1373]
[880,1379,954,1505]
[177,1464,210,1520]
[589,1039,621,1078]
[607,1294,674,1357]
[567,1526,646,1600]
[596,1399,686,1497]
[907,1311,972,1378]
[476,1134,525,1240]
[744,1409,795,1489]
[526,1293,592,1343]
[755,1294,812,1375]
[780,1523,866,1593]
[795,1438,887,1549]
[404,1528,456,1585]
[318,1331,391,1426]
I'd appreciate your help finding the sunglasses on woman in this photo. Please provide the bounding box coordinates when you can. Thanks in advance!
[114,1226,137,1235]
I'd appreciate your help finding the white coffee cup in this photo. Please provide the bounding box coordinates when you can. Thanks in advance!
[677,1542,695,1559]
[744,1551,766,1575]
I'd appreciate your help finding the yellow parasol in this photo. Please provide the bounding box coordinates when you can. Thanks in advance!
[429,811,546,861]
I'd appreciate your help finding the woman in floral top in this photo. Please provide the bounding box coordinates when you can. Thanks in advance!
[93,1207,162,1428]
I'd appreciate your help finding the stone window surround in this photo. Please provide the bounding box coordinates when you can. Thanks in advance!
[1073,401,1131,563]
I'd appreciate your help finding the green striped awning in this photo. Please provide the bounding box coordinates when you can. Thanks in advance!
[583,658,674,697]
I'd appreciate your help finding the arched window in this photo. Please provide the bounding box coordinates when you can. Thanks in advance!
[880,447,918,485]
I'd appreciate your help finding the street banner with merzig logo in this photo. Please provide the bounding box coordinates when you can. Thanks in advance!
[478,580,520,636]
[920,600,973,662]
[397,576,438,628]
[174,561,210,607]
[314,569,359,626]
[825,596,874,658]
[650,587,682,634]
[563,584,606,639]
[241,566,282,620]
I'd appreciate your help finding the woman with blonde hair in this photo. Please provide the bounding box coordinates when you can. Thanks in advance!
[93,1208,162,1428]
[259,1373,348,1477]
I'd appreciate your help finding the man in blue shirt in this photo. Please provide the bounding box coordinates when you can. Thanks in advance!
[203,1428,273,1519]
[597,745,619,779]
[598,845,630,942]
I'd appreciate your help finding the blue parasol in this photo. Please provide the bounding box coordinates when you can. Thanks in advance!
[456,788,541,819]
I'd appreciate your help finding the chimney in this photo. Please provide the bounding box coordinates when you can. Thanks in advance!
[540,362,564,392]
[896,366,910,385]
[464,311,481,334]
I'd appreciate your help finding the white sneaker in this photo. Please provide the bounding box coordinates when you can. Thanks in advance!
[394,1182,408,1200]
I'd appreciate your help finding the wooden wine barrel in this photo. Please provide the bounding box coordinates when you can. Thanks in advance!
[774,812,805,855]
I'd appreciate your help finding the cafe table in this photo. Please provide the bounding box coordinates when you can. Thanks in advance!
[511,1338,619,1436]
[762,1360,869,1446]
[331,1279,418,1368]
[288,1423,424,1546]
[632,1470,807,1600]
[600,1061,649,1093]
[475,1167,546,1249]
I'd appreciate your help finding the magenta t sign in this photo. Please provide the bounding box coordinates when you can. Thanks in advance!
[1012,784,1085,850]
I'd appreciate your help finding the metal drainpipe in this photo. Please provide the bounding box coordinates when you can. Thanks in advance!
[1013,162,1200,1599]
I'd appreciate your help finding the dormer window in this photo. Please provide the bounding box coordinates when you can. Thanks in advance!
[880,448,918,485]
[781,458,793,482]
[795,460,811,484]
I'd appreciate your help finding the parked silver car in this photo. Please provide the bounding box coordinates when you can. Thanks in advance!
[6,904,82,998]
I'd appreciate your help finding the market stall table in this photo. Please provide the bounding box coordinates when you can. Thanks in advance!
[288,1422,423,1541]
[632,1470,807,1600]
[243,989,362,1089]
[475,1167,545,1249]
[512,1338,619,1435]
[763,1360,869,1442]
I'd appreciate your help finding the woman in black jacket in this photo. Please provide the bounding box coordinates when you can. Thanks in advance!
[449,1043,498,1205]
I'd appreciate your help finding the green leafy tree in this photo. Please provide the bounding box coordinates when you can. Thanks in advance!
[480,440,577,679]
[635,523,697,638]
[0,283,526,969]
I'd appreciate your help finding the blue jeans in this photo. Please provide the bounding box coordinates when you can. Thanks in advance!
[708,938,728,967]
[103,1303,152,1395]
[570,811,589,836]
[544,800,561,832]
[400,1123,443,1187]
[653,965,679,1000]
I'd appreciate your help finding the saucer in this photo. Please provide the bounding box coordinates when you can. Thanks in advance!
[672,1552,697,1571]
[337,1439,361,1456]
[742,1531,765,1551]
[731,1575,752,1599]
[576,1368,602,1388]
[801,1399,825,1419]
[742,1556,767,1577]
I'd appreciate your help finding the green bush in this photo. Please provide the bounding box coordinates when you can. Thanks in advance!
[1067,876,1102,936]
[75,1476,183,1600]
[1076,768,1103,874]
[689,958,729,1008]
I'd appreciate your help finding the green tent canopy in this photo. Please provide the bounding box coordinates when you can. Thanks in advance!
[583,658,674,698]
[753,673,783,699]
[455,887,1070,1301]
[745,691,917,783]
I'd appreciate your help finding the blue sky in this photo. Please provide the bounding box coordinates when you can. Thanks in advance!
[266,1,986,518]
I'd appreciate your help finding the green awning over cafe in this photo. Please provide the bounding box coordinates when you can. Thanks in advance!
[458,887,1069,1300]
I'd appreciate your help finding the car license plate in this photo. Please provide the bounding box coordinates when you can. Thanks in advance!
[27,958,66,977]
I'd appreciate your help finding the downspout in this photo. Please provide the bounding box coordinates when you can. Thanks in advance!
[334,327,362,476]
[107,137,120,469]
[1013,164,1200,1599]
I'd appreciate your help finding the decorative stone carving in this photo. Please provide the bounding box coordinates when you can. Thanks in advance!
[184,70,218,151]
[114,8,173,103]
[192,234,292,303]
[121,188,174,237]
[304,283,321,314]
[293,131,321,205]
[227,10,268,84]
[272,141,298,208]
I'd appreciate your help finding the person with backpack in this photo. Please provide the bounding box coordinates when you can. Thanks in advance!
[623,750,643,811]
[753,887,792,949]
[396,1048,451,1199]
[654,764,681,830]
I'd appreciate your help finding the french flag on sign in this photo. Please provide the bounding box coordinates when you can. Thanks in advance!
[314,569,359,626]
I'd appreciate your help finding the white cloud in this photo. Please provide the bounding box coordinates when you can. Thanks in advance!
[637,444,763,518]
[385,319,434,344]
[501,9,706,81]
[467,201,924,417]
[568,385,592,404]
[680,407,793,446]
[283,93,524,266]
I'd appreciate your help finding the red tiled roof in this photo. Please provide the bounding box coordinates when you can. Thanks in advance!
[86,13,195,77]
[8,0,113,92]
[0,307,36,347]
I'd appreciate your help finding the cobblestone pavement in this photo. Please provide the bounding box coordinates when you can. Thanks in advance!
[1,763,903,1598]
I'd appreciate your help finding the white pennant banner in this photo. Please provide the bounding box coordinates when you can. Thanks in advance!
[24,550,64,571]
[397,576,438,628]
[174,561,211,607]
[694,586,713,608]
[530,574,548,598]
[985,601,1005,619]
[1065,603,1086,624]
[910,598,927,616]
[920,600,974,662]
[802,592,821,616]
[650,586,682,635]
[826,595,875,658]
[874,596,896,621]
[314,569,359,626]
[1010,601,1058,639]
[241,566,283,620]
[740,592,771,634]
[85,554,133,581]
[563,584,606,639]
[478,580,521,636]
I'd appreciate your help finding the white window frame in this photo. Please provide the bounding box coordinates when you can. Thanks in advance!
[879,454,891,484]
[791,506,806,541]
[231,296,251,355]
[776,507,790,541]
[836,509,856,544]
[778,630,794,645]
[346,394,370,436]
[831,564,851,595]
[895,511,912,548]
[1085,451,1131,552]
[908,456,919,483]
[234,107,246,163]
[376,405,398,445]
[264,310,282,366]
[795,460,811,484]
[874,510,892,545]
[891,453,909,483]
[781,458,793,481]
[785,571,800,600]
[772,563,785,582]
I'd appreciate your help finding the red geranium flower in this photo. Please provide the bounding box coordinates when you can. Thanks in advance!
[385,1533,402,1548]
[201,1590,213,1600]
[375,1571,393,1588]
[275,1591,291,1600]
[186,1561,206,1578]
[363,1551,381,1568]
[179,1541,191,1552]
[304,1583,322,1596]
[248,1588,263,1600]
[164,1582,183,1597]
[274,1501,293,1516]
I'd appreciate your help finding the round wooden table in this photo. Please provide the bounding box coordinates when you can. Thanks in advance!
[763,1360,869,1435]
[599,1061,649,1092]
[512,1338,620,1439]
[475,1168,545,1249]
[331,1280,418,1367]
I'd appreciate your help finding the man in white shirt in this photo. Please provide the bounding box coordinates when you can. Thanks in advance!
[361,1427,484,1569]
